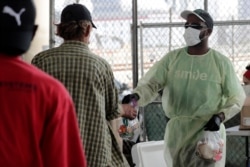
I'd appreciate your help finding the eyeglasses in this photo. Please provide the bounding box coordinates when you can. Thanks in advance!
[184,23,207,30]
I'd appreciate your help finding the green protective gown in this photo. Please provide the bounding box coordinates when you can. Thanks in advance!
[133,47,246,167]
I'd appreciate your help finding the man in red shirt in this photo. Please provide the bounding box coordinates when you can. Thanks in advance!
[0,1,87,166]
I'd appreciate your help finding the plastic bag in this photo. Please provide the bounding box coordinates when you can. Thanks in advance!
[195,131,224,161]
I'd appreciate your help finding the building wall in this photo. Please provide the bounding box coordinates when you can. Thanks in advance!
[23,0,50,63]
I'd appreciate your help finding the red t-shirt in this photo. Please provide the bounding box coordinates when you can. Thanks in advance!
[0,55,87,167]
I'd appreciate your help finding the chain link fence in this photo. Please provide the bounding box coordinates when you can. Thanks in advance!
[52,0,250,166]
[52,0,250,86]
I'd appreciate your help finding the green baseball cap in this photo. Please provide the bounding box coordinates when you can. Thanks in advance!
[181,9,214,29]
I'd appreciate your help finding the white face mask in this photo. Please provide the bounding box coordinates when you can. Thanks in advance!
[183,27,201,46]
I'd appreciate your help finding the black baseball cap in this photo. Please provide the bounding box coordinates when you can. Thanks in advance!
[61,3,96,28]
[0,0,36,55]
[181,9,214,29]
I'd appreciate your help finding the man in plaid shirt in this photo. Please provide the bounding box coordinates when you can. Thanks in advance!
[32,3,137,167]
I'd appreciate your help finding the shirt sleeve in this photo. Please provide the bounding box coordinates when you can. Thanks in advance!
[219,59,246,122]
[133,59,168,106]
[40,84,87,167]
[104,63,120,121]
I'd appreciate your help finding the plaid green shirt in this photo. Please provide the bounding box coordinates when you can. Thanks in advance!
[32,41,129,167]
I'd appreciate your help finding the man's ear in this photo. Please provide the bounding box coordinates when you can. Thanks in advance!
[85,24,91,37]
[207,28,213,36]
